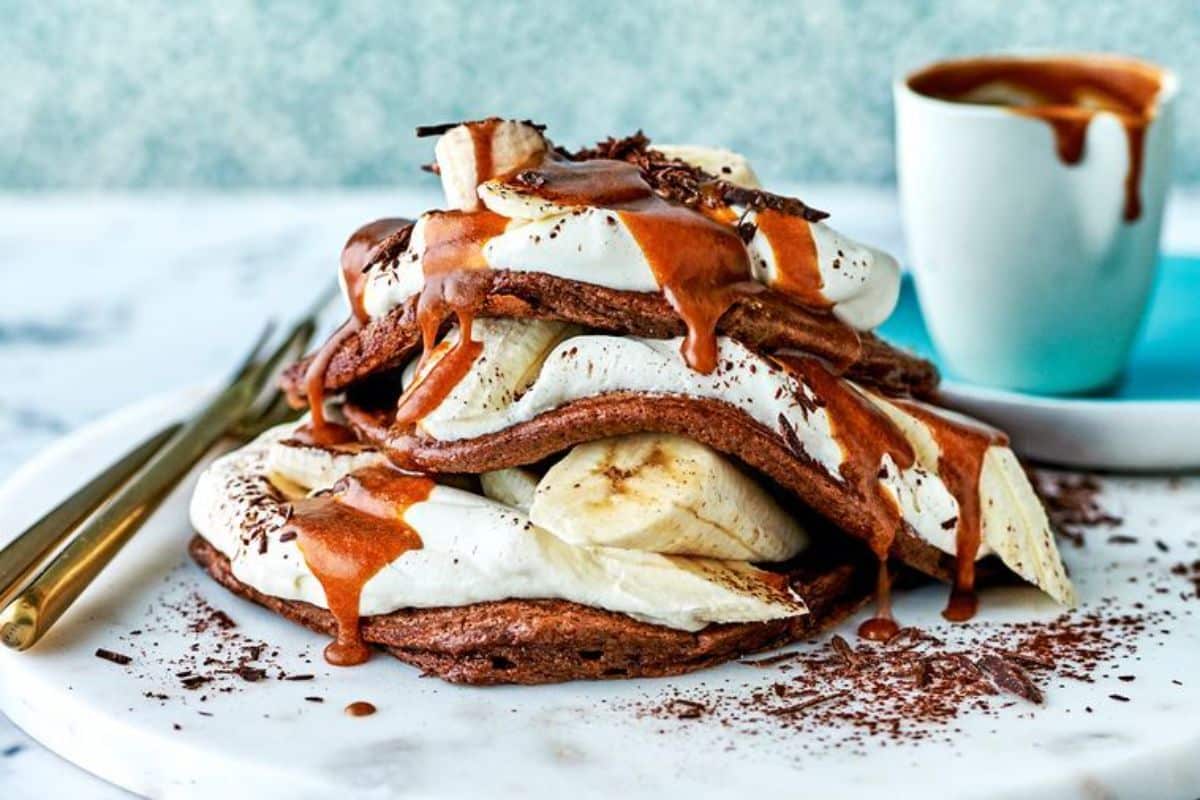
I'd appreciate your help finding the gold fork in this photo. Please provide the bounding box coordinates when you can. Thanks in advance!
[0,287,333,651]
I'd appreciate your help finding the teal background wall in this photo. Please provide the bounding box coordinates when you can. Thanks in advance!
[3,0,1197,189]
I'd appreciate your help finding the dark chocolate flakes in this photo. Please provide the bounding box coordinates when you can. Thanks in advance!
[95,648,133,666]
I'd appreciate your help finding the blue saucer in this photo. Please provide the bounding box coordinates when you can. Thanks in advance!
[877,256,1200,470]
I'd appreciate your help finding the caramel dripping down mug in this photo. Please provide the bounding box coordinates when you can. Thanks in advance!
[894,54,1178,395]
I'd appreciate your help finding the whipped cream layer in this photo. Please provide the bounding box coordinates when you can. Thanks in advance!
[359,130,900,332]
[361,209,900,332]
[410,320,969,556]
[190,425,808,632]
[402,318,1076,606]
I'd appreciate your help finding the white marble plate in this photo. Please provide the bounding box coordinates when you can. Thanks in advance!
[2,388,1200,800]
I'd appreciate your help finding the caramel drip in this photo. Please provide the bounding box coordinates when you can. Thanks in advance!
[908,56,1163,222]
[344,701,377,717]
[341,218,412,322]
[416,156,754,375]
[619,199,751,373]
[299,320,361,447]
[301,217,411,446]
[510,158,652,206]
[391,210,508,425]
[394,315,484,425]
[510,157,752,373]
[1121,122,1148,222]
[779,356,915,551]
[775,355,915,637]
[857,562,899,641]
[419,210,509,275]
[752,208,831,310]
[1009,104,1149,217]
[468,118,500,189]
[895,400,1005,622]
[284,466,433,666]
[1013,106,1090,164]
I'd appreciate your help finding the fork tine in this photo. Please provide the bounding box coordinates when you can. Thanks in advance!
[0,282,339,652]
[259,318,316,382]
[0,423,181,610]
[232,401,303,441]
[0,325,284,651]
[302,280,341,321]
[238,302,327,426]
[230,321,277,384]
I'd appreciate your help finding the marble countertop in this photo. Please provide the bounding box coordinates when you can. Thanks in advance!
[2,186,1198,798]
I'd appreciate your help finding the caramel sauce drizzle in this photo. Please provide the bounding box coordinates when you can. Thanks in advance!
[344,701,377,717]
[300,218,412,446]
[468,118,500,191]
[895,400,1005,622]
[298,320,362,447]
[394,323,484,425]
[908,56,1163,222]
[857,562,899,642]
[405,154,755,378]
[392,210,507,426]
[775,354,914,639]
[510,157,753,373]
[393,128,841,414]
[752,208,831,311]
[508,158,651,206]
[619,199,751,373]
[341,218,412,323]
[778,355,1007,628]
[283,466,433,666]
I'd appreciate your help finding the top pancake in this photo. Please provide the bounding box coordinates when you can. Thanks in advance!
[280,268,938,404]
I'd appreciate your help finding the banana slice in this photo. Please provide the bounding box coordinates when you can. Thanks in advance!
[980,447,1077,605]
[435,120,549,211]
[480,468,540,513]
[194,424,808,631]
[530,433,808,562]
[477,177,575,221]
[863,392,1076,605]
[654,144,762,188]
[405,318,580,431]
[476,144,761,219]
[267,435,390,493]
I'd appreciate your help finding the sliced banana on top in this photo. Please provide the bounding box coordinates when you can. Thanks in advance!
[477,143,762,221]
[530,433,808,562]
[477,177,576,221]
[435,120,549,212]
[654,144,762,189]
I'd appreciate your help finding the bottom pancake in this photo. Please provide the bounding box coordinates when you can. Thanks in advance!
[189,535,873,685]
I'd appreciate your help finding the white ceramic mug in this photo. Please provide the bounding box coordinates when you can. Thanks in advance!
[895,54,1177,395]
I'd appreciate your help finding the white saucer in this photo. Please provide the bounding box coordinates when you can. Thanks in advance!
[878,258,1200,471]
[938,384,1200,471]
[2,388,1199,799]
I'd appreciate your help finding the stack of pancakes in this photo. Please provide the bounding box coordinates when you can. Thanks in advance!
[189,120,1074,685]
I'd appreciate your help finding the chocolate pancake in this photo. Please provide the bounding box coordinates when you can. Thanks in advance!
[189,535,873,685]
[343,393,957,583]
[280,270,938,405]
